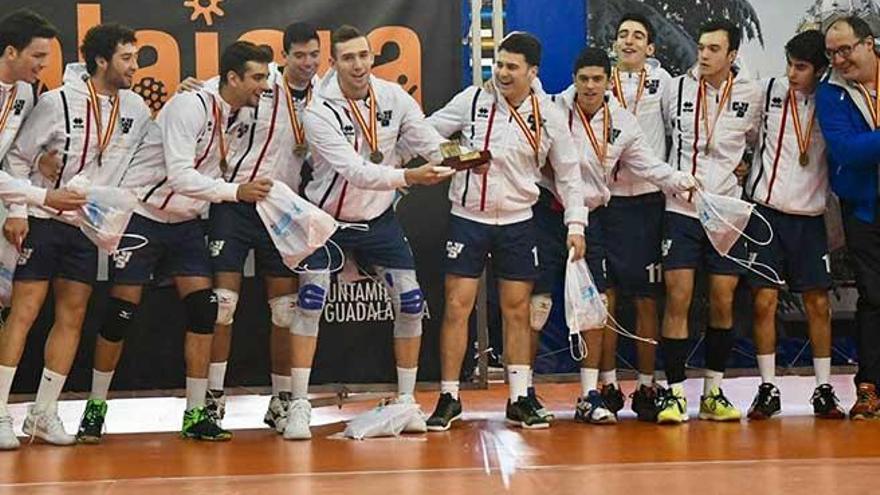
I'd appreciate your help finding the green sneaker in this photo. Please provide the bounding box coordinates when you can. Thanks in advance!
[76,399,108,444]
[506,396,550,429]
[181,406,232,441]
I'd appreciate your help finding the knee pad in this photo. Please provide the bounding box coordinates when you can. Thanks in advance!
[529,294,553,332]
[184,289,218,334]
[268,294,296,328]
[291,272,328,337]
[379,268,424,338]
[214,288,238,326]
[99,297,139,343]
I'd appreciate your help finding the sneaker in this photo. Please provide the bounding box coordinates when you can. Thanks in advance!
[527,386,555,421]
[263,392,291,433]
[23,405,75,446]
[283,398,312,440]
[506,396,550,429]
[205,389,226,424]
[747,383,781,420]
[849,383,880,420]
[600,383,625,415]
[699,387,742,421]
[392,394,428,433]
[426,393,462,432]
[574,390,617,424]
[811,384,846,419]
[76,399,108,444]
[630,384,662,422]
[0,415,19,450]
[181,406,232,441]
[657,387,689,424]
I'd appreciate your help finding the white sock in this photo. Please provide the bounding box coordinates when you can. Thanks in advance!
[34,368,66,413]
[703,370,724,396]
[186,377,208,410]
[757,354,776,384]
[397,367,418,396]
[527,369,534,388]
[291,368,311,399]
[440,380,460,400]
[208,361,227,391]
[89,369,115,401]
[637,373,654,388]
[814,357,831,386]
[0,365,16,416]
[580,368,599,397]
[508,365,530,401]
[600,370,617,387]
[271,373,291,396]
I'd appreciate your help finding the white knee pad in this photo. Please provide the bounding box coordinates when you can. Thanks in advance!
[377,268,424,338]
[291,272,329,337]
[268,294,296,328]
[530,293,553,331]
[214,288,239,326]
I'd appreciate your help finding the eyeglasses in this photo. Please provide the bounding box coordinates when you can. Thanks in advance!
[825,38,868,60]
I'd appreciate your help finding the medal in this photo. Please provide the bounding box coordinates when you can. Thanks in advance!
[611,67,647,113]
[86,78,121,166]
[212,97,230,175]
[0,85,18,138]
[347,86,383,165]
[575,99,610,169]
[856,58,880,128]
[788,88,815,168]
[697,73,734,155]
[506,92,543,166]
[294,142,308,158]
[283,78,311,159]
[799,152,809,166]
[370,150,384,163]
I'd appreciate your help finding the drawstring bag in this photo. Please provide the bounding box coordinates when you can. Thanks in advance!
[67,176,146,254]
[695,189,785,285]
[343,402,423,440]
[0,238,17,308]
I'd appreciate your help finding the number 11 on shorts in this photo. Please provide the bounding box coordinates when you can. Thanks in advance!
[646,262,663,283]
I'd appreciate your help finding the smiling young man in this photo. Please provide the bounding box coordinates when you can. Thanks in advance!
[657,19,762,424]
[745,30,845,421]
[0,23,152,449]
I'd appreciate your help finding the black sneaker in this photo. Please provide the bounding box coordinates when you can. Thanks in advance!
[506,396,550,429]
[747,383,781,420]
[601,384,625,415]
[630,384,662,422]
[181,406,232,441]
[205,389,226,423]
[527,386,554,421]
[811,384,846,419]
[76,399,107,444]
[426,393,462,432]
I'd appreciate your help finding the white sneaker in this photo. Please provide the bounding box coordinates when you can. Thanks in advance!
[264,393,291,434]
[23,406,75,446]
[283,398,312,440]
[0,415,20,450]
[394,394,428,433]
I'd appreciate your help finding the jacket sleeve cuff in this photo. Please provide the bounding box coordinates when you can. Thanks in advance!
[563,206,588,227]
[27,186,48,208]
[567,223,585,237]
[220,183,240,202]
[8,204,28,219]
[391,168,408,188]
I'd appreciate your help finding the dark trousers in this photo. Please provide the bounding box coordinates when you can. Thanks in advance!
[843,206,880,386]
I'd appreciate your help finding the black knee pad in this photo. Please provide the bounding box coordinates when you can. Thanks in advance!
[99,297,139,343]
[184,289,218,335]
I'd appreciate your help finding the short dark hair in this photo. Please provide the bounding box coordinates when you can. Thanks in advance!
[699,19,742,52]
[331,25,366,59]
[499,32,542,67]
[219,41,273,85]
[617,13,654,44]
[80,23,137,75]
[829,15,874,39]
[786,30,829,72]
[0,9,57,54]
[573,47,611,76]
[283,22,319,53]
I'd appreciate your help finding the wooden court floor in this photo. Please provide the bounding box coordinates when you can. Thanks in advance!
[1,375,879,494]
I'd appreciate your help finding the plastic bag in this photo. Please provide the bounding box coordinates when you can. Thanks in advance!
[0,238,17,308]
[564,249,607,333]
[67,175,145,254]
[257,181,338,271]
[343,403,422,440]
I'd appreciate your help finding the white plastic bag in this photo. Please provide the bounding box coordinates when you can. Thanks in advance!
[564,249,607,333]
[343,403,422,440]
[0,238,17,308]
[67,175,145,254]
[257,181,339,271]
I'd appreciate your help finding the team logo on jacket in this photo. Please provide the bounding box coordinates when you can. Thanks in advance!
[682,101,694,113]
[13,99,25,116]
[770,96,784,109]
[377,110,393,126]
[208,240,225,257]
[732,101,750,118]
[73,117,85,129]
[477,107,489,118]
[527,114,546,133]
[609,128,622,144]
[120,117,134,134]
[446,241,464,259]
[646,79,660,94]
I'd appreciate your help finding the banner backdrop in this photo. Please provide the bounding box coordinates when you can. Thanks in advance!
[6,0,462,392]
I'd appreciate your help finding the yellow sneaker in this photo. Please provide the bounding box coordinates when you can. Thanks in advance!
[657,386,689,424]
[699,387,742,421]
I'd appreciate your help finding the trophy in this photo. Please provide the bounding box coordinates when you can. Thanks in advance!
[439,141,492,171]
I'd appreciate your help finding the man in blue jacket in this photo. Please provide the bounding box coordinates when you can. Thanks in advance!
[817,15,880,419]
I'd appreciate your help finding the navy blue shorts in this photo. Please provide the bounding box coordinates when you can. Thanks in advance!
[745,204,832,292]
[207,202,294,277]
[110,213,213,285]
[662,211,746,275]
[445,214,540,282]
[15,217,97,284]
[531,189,606,291]
[604,192,664,297]
[300,208,415,271]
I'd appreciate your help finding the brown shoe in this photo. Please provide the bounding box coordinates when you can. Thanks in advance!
[849,383,880,420]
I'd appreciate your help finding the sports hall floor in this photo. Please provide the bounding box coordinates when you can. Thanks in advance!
[0,375,877,494]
